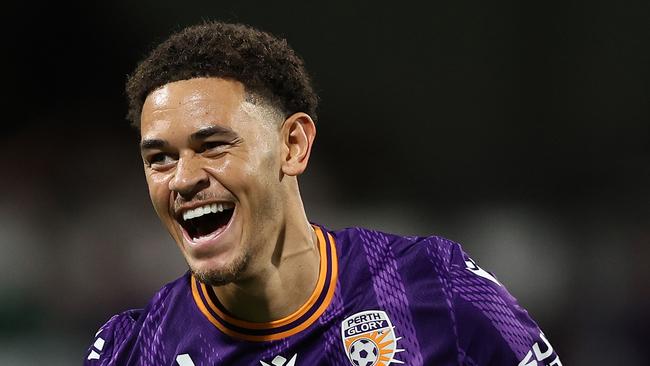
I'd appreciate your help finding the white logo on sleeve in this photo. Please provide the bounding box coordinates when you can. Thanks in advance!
[86,329,105,361]
[465,257,501,286]
[176,353,196,366]
[260,353,297,366]
[518,332,562,366]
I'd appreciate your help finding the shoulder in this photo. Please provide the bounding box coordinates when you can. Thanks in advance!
[84,309,142,364]
[331,225,465,272]
[331,226,562,365]
[330,225,470,311]
[83,273,191,365]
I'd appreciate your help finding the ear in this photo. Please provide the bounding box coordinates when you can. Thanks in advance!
[280,112,316,176]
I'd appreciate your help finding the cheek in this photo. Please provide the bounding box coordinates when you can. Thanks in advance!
[244,136,282,177]
[228,152,277,189]
[146,172,173,218]
[210,153,255,179]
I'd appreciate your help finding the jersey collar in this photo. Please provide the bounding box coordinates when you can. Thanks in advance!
[191,225,338,341]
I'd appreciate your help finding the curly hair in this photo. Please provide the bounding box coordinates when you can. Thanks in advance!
[125,21,318,126]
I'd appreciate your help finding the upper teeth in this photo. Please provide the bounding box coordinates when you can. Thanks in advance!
[182,203,234,221]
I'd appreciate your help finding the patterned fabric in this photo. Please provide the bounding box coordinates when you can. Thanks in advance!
[357,229,423,365]
[84,225,561,366]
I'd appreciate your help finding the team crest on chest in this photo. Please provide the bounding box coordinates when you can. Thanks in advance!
[341,310,404,366]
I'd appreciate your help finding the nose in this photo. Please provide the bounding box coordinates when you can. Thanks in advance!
[169,153,209,199]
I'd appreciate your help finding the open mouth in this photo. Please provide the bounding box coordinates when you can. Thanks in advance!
[179,202,235,240]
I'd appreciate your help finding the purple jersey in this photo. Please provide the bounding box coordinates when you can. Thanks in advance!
[84,225,561,365]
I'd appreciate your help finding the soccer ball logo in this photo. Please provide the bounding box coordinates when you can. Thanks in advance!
[349,339,379,366]
[341,310,403,366]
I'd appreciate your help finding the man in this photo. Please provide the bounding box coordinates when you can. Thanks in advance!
[85,21,561,366]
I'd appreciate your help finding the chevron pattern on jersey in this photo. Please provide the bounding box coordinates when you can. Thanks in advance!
[447,250,534,359]
[425,238,464,365]
[194,330,223,364]
[357,228,424,366]
[138,286,171,365]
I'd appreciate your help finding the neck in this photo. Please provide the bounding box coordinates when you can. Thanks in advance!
[212,188,320,323]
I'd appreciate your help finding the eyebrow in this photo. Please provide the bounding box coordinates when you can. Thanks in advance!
[140,125,238,151]
[190,125,237,141]
[140,139,167,150]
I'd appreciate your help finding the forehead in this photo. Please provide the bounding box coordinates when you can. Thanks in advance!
[141,77,246,131]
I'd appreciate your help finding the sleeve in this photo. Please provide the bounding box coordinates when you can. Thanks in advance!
[83,309,141,365]
[445,242,563,366]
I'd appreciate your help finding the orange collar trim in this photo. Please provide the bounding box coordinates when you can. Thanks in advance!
[191,225,338,342]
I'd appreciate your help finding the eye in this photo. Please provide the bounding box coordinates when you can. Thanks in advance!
[202,141,225,150]
[199,141,228,154]
[148,153,177,168]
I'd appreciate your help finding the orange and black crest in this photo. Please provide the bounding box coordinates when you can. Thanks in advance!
[341,310,404,366]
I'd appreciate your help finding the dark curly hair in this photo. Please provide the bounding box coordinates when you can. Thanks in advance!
[125,21,318,127]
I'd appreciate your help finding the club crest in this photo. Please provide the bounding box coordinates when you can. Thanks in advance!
[341,310,404,366]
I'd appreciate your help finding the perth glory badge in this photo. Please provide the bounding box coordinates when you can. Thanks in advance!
[341,310,404,366]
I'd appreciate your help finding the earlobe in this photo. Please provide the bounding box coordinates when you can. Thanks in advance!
[281,113,316,176]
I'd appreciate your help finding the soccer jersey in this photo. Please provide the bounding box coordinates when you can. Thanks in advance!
[84,225,562,365]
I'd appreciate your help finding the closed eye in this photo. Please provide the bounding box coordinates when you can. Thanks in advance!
[198,140,229,155]
[202,141,225,150]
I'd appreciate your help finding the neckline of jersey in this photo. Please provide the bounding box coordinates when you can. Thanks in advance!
[190,224,339,342]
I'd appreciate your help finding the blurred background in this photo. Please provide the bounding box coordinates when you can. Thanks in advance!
[2,0,648,364]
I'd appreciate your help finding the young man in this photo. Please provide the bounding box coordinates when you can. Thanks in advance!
[85,22,562,366]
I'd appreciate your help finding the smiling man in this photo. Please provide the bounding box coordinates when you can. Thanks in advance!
[140,76,320,323]
[85,22,562,366]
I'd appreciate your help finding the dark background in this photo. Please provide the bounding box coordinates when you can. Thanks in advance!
[2,1,648,364]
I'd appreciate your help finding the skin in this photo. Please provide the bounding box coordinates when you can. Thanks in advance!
[139,77,319,322]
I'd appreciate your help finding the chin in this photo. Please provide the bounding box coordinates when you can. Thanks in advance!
[189,250,251,287]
